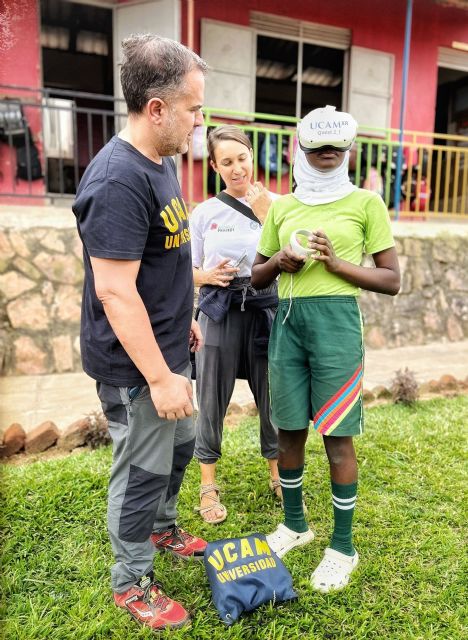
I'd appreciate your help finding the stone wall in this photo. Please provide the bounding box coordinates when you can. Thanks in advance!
[0,214,83,375]
[0,207,467,375]
[360,234,468,348]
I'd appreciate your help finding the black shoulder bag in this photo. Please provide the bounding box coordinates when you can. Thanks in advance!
[215,191,261,225]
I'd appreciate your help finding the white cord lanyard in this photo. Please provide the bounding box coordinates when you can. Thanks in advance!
[282,229,317,325]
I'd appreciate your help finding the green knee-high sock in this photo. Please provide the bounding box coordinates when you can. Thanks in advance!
[280,465,308,533]
[330,481,357,556]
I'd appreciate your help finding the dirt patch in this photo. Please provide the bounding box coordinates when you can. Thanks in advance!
[2,390,466,467]
[1,445,86,467]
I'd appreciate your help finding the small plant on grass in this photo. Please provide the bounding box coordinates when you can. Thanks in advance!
[391,367,419,405]
[84,410,110,449]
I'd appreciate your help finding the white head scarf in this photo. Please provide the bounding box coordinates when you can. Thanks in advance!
[292,147,357,206]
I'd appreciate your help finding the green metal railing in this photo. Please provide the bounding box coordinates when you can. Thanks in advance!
[200,107,468,219]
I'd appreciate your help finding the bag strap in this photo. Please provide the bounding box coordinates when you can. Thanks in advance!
[216,191,261,225]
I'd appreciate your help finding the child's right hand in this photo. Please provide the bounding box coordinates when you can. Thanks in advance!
[275,246,306,273]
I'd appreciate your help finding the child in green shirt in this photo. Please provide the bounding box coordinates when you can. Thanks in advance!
[251,105,400,593]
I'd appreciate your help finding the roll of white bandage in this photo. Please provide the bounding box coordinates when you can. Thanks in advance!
[289,229,315,258]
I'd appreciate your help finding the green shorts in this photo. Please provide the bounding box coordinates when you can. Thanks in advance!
[268,296,364,436]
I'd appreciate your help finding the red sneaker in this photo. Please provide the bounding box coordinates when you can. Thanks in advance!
[151,525,207,560]
[114,573,190,630]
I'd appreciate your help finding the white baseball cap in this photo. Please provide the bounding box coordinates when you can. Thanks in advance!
[298,105,358,152]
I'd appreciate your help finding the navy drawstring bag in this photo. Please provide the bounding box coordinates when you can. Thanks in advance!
[204,533,297,625]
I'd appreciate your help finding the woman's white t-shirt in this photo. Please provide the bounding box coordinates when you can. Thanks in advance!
[190,193,278,278]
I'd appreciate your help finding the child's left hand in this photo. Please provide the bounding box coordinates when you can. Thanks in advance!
[307,229,341,273]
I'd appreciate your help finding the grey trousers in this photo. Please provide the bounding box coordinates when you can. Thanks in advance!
[194,306,278,464]
[97,367,195,593]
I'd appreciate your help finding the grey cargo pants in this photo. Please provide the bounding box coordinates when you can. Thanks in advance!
[97,367,195,593]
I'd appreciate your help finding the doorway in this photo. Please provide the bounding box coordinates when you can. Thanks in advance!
[435,66,468,141]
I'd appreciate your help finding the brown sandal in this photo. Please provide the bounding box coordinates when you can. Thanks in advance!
[194,483,227,524]
[269,478,308,513]
[269,477,283,501]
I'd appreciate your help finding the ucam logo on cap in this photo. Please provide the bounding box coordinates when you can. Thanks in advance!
[298,105,358,152]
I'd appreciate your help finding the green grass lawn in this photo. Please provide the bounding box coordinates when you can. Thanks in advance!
[1,396,467,640]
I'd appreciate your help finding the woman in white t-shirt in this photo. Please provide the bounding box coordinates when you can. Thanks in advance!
[190,125,279,524]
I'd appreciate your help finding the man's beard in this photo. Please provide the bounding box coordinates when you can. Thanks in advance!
[158,110,189,156]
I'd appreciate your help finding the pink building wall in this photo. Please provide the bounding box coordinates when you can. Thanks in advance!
[1,0,467,204]
[179,0,467,202]
[181,0,468,132]
[0,0,44,200]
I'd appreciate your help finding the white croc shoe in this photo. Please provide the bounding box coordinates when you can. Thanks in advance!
[311,547,359,593]
[266,523,314,559]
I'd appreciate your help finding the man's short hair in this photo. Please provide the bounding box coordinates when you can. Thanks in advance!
[120,34,208,114]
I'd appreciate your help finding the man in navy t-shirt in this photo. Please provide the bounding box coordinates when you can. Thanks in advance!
[73,34,207,631]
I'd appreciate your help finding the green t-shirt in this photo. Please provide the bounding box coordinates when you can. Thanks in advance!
[257,189,395,298]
